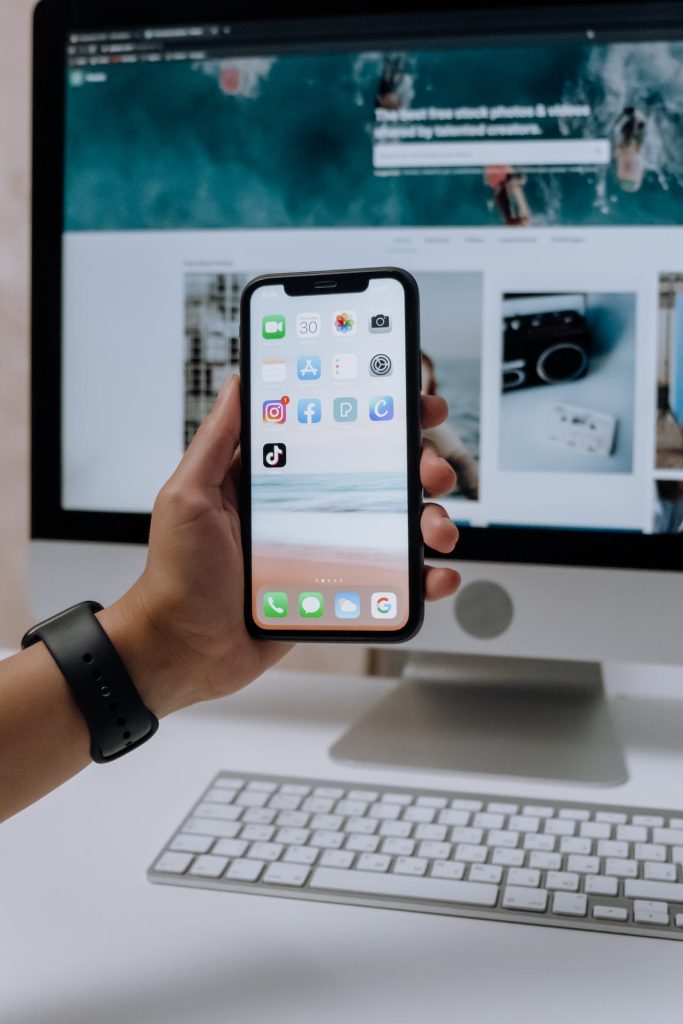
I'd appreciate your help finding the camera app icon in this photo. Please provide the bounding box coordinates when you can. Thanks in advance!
[370,313,391,333]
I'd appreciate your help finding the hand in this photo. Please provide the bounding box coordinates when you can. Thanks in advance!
[101,376,461,717]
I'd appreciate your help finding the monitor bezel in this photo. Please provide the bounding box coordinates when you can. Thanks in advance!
[32,0,683,570]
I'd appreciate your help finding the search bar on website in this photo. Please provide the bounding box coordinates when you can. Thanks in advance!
[373,139,611,169]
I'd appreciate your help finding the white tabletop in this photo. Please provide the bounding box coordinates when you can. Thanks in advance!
[3,664,683,1024]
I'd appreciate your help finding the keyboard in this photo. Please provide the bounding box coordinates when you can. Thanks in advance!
[148,771,683,940]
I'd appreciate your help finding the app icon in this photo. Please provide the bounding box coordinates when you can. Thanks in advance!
[264,592,288,617]
[296,312,321,338]
[333,312,356,335]
[262,356,287,383]
[297,398,322,425]
[299,592,324,618]
[371,592,397,619]
[333,396,358,423]
[369,396,394,421]
[262,315,286,340]
[335,592,361,619]
[332,353,358,380]
[297,355,322,381]
[263,443,286,468]
[262,396,289,424]
[370,313,392,333]
[370,353,392,377]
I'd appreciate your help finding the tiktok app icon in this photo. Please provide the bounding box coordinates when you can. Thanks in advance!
[263,443,287,468]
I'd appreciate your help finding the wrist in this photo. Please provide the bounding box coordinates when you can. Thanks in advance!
[98,588,200,719]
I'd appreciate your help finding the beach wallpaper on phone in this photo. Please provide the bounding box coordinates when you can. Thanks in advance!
[248,278,411,631]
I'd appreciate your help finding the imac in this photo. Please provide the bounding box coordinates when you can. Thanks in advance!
[31,1,683,787]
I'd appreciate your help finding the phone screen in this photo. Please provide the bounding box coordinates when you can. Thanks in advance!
[244,272,418,635]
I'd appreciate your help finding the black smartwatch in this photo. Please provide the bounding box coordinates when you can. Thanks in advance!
[22,601,159,763]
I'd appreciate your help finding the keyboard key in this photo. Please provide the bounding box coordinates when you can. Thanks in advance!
[313,786,344,799]
[263,863,311,887]
[437,809,470,827]
[552,892,587,917]
[528,851,562,871]
[593,905,628,922]
[558,808,590,821]
[524,834,556,852]
[214,776,244,789]
[275,828,310,846]
[544,819,574,837]
[675,914,683,928]
[268,794,304,811]
[240,824,275,842]
[236,791,269,808]
[634,843,666,862]
[302,797,335,813]
[451,799,483,811]
[507,868,540,888]
[414,824,447,842]
[275,811,309,828]
[195,803,242,821]
[336,800,368,816]
[450,827,483,845]
[310,814,343,831]
[633,899,668,915]
[379,820,412,838]
[345,817,378,835]
[280,783,310,796]
[617,825,647,842]
[242,807,277,825]
[345,834,380,853]
[189,855,228,878]
[213,838,248,858]
[283,846,319,866]
[348,790,378,802]
[491,848,525,867]
[417,796,448,809]
[605,858,638,879]
[624,880,683,902]
[502,886,548,913]
[417,841,451,860]
[204,789,237,804]
[487,830,519,849]
[310,831,345,850]
[595,811,627,825]
[487,802,518,815]
[523,805,554,819]
[247,780,278,793]
[226,858,264,881]
[404,807,436,824]
[579,822,611,840]
[381,793,412,806]
[597,840,629,859]
[509,816,540,833]
[643,862,677,882]
[369,803,401,820]
[310,868,498,906]
[153,852,193,874]
[473,812,505,830]
[560,837,592,855]
[546,871,579,892]
[393,856,428,876]
[584,874,618,897]
[454,844,488,864]
[184,818,241,839]
[652,828,683,846]
[381,837,415,857]
[469,864,503,884]
[632,815,664,828]
[247,842,283,861]
[431,860,465,880]
[170,834,213,854]
[356,854,391,873]
[319,849,355,869]
[566,855,600,875]
[634,909,669,927]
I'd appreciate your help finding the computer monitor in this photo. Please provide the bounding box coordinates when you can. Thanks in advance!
[31,0,683,784]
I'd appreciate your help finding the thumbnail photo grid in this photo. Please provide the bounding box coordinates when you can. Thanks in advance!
[499,291,637,476]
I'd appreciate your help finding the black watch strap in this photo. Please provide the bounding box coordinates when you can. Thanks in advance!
[22,601,159,763]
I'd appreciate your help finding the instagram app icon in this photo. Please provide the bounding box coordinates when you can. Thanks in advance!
[262,396,289,424]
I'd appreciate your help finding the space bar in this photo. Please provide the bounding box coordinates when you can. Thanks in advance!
[309,868,499,906]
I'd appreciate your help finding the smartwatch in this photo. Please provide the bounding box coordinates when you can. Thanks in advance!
[22,601,159,763]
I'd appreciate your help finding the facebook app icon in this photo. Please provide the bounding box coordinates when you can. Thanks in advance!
[369,396,394,421]
[298,398,322,425]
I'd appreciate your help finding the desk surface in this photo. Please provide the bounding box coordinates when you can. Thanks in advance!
[3,663,683,1024]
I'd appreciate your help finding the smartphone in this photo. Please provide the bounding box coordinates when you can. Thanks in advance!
[240,267,423,642]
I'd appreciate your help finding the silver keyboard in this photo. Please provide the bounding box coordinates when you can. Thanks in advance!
[148,771,683,940]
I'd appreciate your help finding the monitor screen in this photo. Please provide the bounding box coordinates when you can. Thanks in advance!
[38,4,683,562]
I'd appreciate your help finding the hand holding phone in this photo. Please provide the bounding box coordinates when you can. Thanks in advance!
[240,267,424,642]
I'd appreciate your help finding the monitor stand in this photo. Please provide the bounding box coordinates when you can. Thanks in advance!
[330,653,628,786]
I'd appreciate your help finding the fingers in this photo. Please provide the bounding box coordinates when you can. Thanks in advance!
[420,443,457,496]
[421,502,459,554]
[176,375,241,489]
[421,393,449,430]
[425,566,461,602]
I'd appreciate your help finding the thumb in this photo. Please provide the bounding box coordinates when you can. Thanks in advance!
[176,374,241,489]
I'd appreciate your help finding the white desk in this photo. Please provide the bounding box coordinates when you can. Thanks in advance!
[3,663,683,1024]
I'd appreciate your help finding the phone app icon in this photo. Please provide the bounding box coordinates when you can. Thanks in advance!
[263,443,286,468]
[370,313,392,333]
[369,396,394,421]
[297,398,322,425]
[296,312,321,338]
[333,312,356,335]
[262,396,289,424]
[332,353,358,380]
[262,357,287,383]
[264,592,288,617]
[297,355,322,381]
[370,353,392,377]
[333,397,358,423]
[299,593,324,618]
[335,592,360,619]
[371,592,397,619]
[262,315,286,340]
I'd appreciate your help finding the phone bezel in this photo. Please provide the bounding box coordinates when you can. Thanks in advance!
[240,267,424,643]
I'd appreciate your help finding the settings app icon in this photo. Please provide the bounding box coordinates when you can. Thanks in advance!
[370,353,392,377]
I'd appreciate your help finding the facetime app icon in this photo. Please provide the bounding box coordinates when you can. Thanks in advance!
[262,315,286,340]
